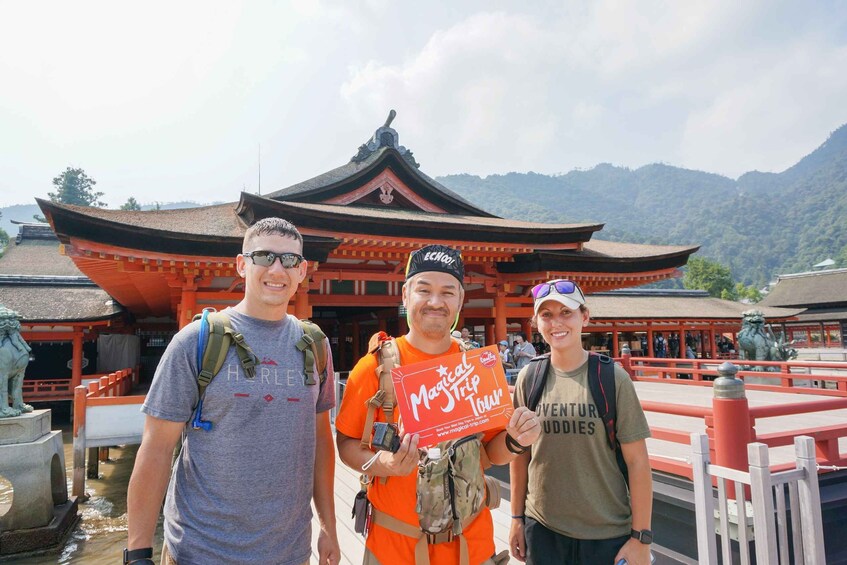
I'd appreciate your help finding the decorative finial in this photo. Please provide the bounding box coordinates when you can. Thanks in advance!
[384,109,396,128]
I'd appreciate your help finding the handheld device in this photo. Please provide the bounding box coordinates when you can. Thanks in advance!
[371,422,401,453]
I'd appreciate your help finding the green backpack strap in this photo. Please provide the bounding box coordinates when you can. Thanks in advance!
[193,311,259,398]
[296,319,328,386]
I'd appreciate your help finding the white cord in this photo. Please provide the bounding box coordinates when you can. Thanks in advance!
[362,451,382,472]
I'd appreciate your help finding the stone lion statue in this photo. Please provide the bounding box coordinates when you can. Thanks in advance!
[0,305,33,418]
[737,309,797,372]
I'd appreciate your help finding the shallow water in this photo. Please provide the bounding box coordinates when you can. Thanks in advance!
[1,420,164,564]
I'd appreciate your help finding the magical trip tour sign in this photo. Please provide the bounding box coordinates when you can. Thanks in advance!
[392,345,513,446]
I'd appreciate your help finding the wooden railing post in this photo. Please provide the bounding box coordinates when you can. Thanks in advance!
[748,443,778,564]
[621,345,633,376]
[795,436,826,564]
[72,385,89,500]
[711,362,753,473]
[691,433,718,565]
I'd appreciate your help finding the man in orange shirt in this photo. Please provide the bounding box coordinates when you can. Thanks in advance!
[335,244,541,565]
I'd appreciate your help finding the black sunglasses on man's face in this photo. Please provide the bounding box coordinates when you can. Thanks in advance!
[242,250,305,268]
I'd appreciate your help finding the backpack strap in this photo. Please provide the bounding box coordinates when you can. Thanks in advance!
[360,332,400,451]
[586,353,629,486]
[521,353,551,412]
[195,312,258,397]
[296,319,328,386]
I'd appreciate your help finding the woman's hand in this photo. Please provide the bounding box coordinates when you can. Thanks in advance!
[509,518,527,562]
[507,406,541,447]
[613,537,652,565]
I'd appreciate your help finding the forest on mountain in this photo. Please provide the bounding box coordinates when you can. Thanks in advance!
[438,124,847,288]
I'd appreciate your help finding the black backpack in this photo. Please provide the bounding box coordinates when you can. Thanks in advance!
[520,352,629,487]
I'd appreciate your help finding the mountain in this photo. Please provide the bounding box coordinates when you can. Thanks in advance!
[438,124,847,287]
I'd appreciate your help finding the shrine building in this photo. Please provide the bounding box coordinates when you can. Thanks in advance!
[30,115,799,376]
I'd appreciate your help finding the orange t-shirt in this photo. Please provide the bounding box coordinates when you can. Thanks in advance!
[335,336,502,565]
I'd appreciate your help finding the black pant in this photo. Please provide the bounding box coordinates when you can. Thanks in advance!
[525,516,629,565]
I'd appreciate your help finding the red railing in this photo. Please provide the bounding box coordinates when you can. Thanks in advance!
[72,368,143,498]
[23,365,142,402]
[615,355,847,479]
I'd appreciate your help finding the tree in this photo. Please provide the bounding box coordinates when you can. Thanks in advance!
[0,211,9,255]
[683,256,735,298]
[120,197,141,211]
[49,167,104,207]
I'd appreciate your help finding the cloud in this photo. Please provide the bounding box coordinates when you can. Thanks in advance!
[341,2,847,177]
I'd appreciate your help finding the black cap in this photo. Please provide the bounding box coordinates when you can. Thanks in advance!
[405,245,464,287]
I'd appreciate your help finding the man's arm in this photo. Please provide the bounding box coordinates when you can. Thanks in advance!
[614,439,653,565]
[126,415,185,550]
[336,430,420,478]
[313,411,340,565]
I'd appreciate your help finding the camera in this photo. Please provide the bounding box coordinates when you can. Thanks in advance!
[371,422,400,453]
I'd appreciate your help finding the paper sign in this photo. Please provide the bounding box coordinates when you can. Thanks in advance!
[391,345,513,446]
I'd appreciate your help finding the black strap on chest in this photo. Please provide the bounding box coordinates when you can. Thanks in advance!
[521,352,629,486]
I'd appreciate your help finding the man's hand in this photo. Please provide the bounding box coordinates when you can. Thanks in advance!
[506,406,541,447]
[377,431,420,476]
[316,526,341,565]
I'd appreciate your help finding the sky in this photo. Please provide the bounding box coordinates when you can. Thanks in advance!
[1,0,846,208]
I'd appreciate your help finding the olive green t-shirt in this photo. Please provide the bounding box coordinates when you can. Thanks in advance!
[514,359,650,539]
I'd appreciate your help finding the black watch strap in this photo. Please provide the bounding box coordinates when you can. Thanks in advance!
[123,547,153,564]
[631,528,653,544]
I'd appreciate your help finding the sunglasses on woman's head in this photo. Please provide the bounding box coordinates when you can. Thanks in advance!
[242,250,305,268]
[531,279,582,300]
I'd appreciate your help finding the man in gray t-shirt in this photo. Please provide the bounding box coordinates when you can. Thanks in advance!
[126,218,340,565]
[513,332,537,370]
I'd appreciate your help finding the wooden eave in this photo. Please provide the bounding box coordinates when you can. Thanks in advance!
[271,148,496,217]
[236,192,601,246]
[38,198,340,262]
[498,247,699,275]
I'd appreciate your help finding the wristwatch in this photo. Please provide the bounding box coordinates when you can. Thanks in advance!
[631,528,653,544]
[123,547,153,564]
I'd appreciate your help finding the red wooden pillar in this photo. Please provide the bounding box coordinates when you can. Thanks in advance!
[485,323,495,348]
[294,291,310,319]
[612,327,619,357]
[494,293,507,342]
[179,283,197,329]
[647,324,655,357]
[71,327,84,389]
[521,320,532,342]
[352,321,361,363]
[709,324,718,359]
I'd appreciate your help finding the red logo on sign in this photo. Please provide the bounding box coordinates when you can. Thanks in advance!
[263,394,274,402]
[479,350,497,368]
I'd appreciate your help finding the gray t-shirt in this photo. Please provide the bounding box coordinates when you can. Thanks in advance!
[514,342,537,370]
[142,309,335,565]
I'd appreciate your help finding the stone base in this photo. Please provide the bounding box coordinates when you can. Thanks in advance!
[0,496,79,559]
[0,410,51,446]
[0,430,68,531]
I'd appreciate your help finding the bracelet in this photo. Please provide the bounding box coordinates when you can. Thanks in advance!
[510,514,525,521]
[505,433,528,455]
